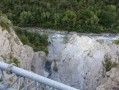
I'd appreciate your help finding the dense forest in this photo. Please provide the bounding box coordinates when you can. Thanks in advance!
[0,0,119,33]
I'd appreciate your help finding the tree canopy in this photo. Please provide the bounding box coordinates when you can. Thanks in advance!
[0,0,119,33]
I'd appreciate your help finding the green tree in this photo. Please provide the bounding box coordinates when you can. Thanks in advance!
[79,8,99,32]
[99,5,117,27]
[20,35,29,45]
[0,0,119,33]
[61,10,77,31]
[19,11,33,26]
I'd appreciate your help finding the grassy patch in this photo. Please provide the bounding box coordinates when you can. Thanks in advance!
[0,11,12,32]
[63,35,69,43]
[96,40,104,44]
[113,39,119,45]
[102,54,118,72]
[9,55,20,67]
[0,55,7,61]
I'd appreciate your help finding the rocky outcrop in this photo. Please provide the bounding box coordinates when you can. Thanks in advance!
[52,34,119,90]
[96,67,119,90]
[0,25,46,74]
[0,26,33,70]
[31,51,46,76]
[1,23,119,90]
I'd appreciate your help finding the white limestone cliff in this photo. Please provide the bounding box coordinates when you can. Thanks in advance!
[52,34,119,90]
[1,23,119,90]
[0,25,46,75]
[0,26,33,70]
[96,67,119,90]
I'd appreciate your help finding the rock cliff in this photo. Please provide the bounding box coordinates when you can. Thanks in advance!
[50,34,119,90]
[0,25,46,75]
[1,21,119,90]
[96,67,119,90]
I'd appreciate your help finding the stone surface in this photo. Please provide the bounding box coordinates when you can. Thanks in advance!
[1,24,119,90]
[50,34,119,90]
[0,26,47,73]
[96,67,119,90]
[0,25,48,89]
[31,51,46,76]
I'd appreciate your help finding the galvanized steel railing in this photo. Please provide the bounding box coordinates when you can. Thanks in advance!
[0,62,79,90]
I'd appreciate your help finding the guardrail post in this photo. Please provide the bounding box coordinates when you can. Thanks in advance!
[24,77,27,90]
[0,69,6,89]
[17,76,21,90]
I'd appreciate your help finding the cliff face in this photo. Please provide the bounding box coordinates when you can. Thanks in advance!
[0,26,33,70]
[0,25,46,75]
[1,23,119,90]
[96,67,119,90]
[50,34,119,90]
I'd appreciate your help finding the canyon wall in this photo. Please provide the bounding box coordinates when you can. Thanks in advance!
[49,34,119,90]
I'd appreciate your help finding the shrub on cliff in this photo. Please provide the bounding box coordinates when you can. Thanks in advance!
[14,26,48,54]
[0,10,12,32]
[9,55,20,67]
[102,54,118,72]
[113,39,119,45]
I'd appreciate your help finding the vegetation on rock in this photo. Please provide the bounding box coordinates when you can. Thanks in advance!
[102,54,118,72]
[63,35,69,43]
[96,40,104,44]
[52,60,58,72]
[14,26,48,54]
[9,55,20,67]
[0,11,12,32]
[113,39,119,45]
[0,11,48,54]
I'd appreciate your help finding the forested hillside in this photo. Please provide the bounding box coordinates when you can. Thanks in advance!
[0,0,119,33]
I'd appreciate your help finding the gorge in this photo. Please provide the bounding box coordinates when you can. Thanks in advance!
[47,32,119,90]
[1,0,119,89]
[1,25,119,90]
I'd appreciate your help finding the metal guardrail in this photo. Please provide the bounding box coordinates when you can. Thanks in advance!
[0,62,79,90]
